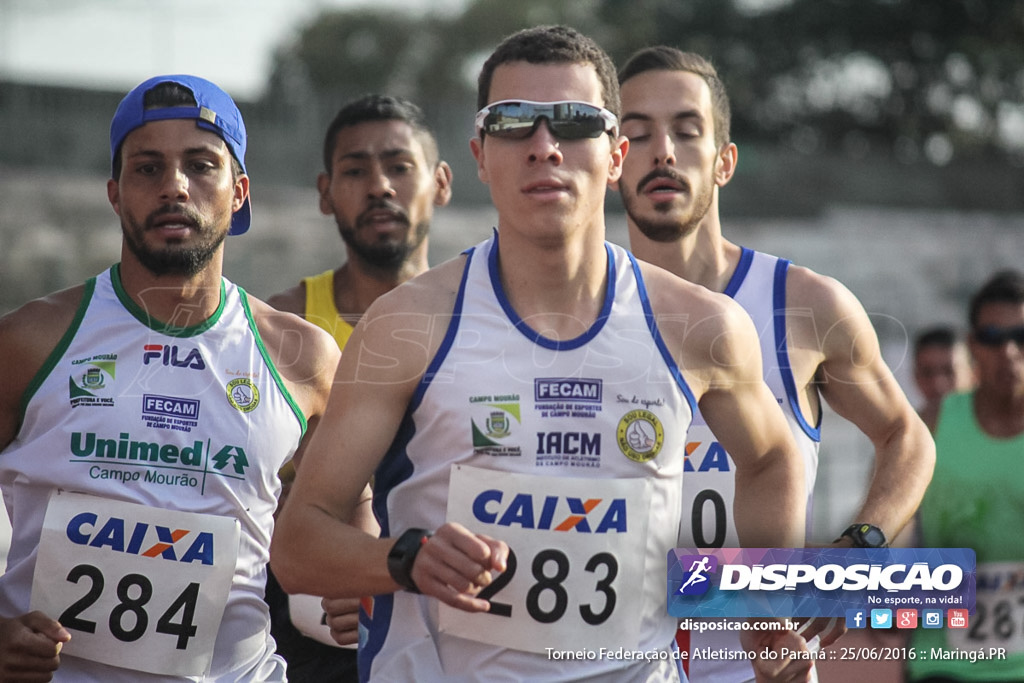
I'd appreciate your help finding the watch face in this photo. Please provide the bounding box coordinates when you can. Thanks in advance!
[860,526,886,547]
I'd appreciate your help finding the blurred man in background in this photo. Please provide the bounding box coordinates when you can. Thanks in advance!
[912,325,974,433]
[909,269,1024,682]
[265,93,452,681]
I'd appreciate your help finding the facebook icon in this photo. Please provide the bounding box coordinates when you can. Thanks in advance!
[846,609,867,629]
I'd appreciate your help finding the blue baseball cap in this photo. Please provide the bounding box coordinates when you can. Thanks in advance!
[110,74,251,236]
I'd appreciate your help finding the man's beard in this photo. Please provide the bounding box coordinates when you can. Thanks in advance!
[338,200,428,269]
[122,204,226,277]
[620,167,714,243]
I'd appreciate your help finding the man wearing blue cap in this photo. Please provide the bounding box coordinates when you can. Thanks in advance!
[0,75,339,681]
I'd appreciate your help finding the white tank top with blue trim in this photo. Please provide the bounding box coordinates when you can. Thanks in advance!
[0,266,303,682]
[680,248,821,682]
[360,233,694,682]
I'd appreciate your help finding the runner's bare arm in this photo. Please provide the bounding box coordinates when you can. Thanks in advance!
[644,265,806,548]
[693,304,806,548]
[792,268,934,543]
[0,290,83,673]
[250,296,339,427]
[271,260,508,613]
[0,288,84,452]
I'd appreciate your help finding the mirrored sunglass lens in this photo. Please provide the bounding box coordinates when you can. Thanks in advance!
[551,116,605,139]
[484,103,609,139]
[549,102,606,138]
[485,116,539,138]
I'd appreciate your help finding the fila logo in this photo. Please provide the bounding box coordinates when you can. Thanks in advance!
[65,512,214,565]
[142,344,206,370]
[472,490,627,533]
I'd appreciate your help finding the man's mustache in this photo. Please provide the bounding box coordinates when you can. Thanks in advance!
[358,200,409,227]
[636,168,690,196]
[145,203,203,230]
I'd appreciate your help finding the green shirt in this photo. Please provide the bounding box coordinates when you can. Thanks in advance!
[908,391,1024,681]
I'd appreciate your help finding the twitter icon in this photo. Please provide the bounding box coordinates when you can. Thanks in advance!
[871,609,893,628]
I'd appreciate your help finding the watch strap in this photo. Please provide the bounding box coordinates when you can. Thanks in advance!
[387,528,432,593]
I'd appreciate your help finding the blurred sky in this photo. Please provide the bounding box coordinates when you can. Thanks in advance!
[0,0,468,100]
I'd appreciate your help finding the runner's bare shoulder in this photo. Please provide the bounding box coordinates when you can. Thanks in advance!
[265,282,305,317]
[246,294,340,395]
[0,285,88,445]
[348,256,468,384]
[0,285,89,387]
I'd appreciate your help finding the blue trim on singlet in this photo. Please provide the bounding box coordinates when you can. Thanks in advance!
[772,258,822,441]
[357,557,395,680]
[629,252,699,416]
[487,232,616,351]
[673,638,688,682]
[722,246,754,298]
[412,249,474,409]
[360,249,475,681]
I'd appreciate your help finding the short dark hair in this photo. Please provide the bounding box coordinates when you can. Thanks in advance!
[618,46,732,149]
[322,94,439,173]
[112,82,243,179]
[914,326,959,356]
[969,269,1024,328]
[476,25,620,118]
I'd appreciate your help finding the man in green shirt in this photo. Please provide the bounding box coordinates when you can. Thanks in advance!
[909,269,1024,682]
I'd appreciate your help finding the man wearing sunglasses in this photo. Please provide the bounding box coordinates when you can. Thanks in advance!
[908,269,1024,683]
[273,25,807,682]
[615,47,935,681]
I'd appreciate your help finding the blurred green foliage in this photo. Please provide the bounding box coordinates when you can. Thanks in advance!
[265,0,1024,165]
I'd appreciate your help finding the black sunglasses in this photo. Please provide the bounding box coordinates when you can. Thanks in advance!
[973,324,1024,347]
[475,100,619,140]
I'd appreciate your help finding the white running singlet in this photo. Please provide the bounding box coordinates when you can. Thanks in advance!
[0,266,304,682]
[678,248,821,682]
[359,233,695,682]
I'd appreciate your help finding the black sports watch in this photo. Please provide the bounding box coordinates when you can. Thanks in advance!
[387,528,432,593]
[836,523,888,548]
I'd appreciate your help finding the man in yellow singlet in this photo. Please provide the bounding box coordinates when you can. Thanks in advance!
[264,94,452,682]
[268,94,453,347]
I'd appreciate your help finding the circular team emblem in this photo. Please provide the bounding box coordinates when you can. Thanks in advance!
[616,409,664,462]
[226,378,260,413]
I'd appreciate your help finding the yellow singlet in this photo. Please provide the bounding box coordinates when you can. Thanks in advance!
[278,270,355,484]
[302,269,354,350]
